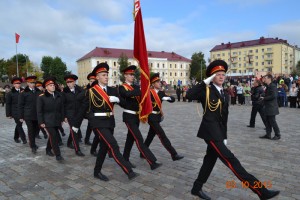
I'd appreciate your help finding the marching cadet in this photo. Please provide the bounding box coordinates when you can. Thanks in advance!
[18,76,42,154]
[63,74,85,156]
[37,77,65,161]
[84,73,96,146]
[119,65,161,169]
[35,81,48,139]
[73,62,138,181]
[186,60,279,200]
[143,73,184,161]
[5,77,27,144]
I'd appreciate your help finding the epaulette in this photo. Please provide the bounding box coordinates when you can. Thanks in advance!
[39,93,44,96]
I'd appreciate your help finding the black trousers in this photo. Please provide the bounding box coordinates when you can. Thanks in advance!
[13,118,26,141]
[145,121,177,157]
[44,127,61,156]
[123,121,157,165]
[93,128,132,175]
[290,96,297,108]
[67,123,81,152]
[90,132,100,153]
[25,120,38,149]
[265,115,280,137]
[38,127,47,138]
[58,125,65,135]
[193,140,268,198]
[249,104,266,127]
[85,122,93,143]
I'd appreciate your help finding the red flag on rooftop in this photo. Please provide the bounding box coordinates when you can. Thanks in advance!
[15,33,20,43]
[133,0,152,123]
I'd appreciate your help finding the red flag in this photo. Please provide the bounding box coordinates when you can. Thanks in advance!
[133,0,152,123]
[15,33,20,43]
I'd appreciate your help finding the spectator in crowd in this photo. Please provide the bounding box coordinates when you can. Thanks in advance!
[243,83,251,105]
[277,84,286,107]
[236,83,244,105]
[0,86,5,106]
[176,86,181,102]
[227,85,237,105]
[289,83,298,108]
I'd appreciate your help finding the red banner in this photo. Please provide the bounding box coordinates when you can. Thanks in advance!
[15,33,20,43]
[133,0,152,123]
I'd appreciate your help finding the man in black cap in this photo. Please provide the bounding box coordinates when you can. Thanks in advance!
[37,77,65,161]
[63,74,85,156]
[187,60,280,200]
[119,65,162,169]
[6,77,27,144]
[74,63,138,181]
[143,73,184,161]
[18,76,42,154]
[35,81,48,139]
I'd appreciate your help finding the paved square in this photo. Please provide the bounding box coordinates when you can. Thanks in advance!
[0,102,299,199]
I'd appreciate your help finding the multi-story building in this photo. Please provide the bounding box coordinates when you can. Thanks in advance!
[210,37,299,78]
[77,47,191,86]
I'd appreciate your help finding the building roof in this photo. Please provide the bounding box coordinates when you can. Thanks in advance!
[210,37,290,52]
[77,47,191,62]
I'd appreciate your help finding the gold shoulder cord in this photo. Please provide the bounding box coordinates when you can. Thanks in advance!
[88,89,105,112]
[203,86,222,115]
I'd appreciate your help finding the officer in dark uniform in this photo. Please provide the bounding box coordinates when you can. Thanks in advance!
[63,74,85,156]
[143,73,184,161]
[84,73,96,146]
[37,77,64,161]
[18,76,42,153]
[74,63,138,181]
[119,65,162,169]
[5,77,27,144]
[187,60,280,200]
[35,81,48,139]
[247,79,267,128]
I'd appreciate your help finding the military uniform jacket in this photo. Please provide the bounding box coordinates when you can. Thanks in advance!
[148,89,175,122]
[186,82,229,141]
[18,86,42,120]
[263,83,279,116]
[37,91,64,127]
[251,85,265,106]
[119,84,141,123]
[5,87,24,118]
[75,81,121,129]
[62,85,85,124]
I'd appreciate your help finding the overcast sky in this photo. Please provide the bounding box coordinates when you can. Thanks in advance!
[1,0,299,74]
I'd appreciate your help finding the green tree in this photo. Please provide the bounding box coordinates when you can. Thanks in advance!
[41,56,53,78]
[8,54,30,77]
[118,53,129,83]
[0,59,8,82]
[190,52,206,82]
[40,56,69,84]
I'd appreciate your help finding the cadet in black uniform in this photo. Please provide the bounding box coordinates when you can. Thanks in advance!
[84,73,96,146]
[74,63,138,181]
[37,78,65,161]
[119,65,161,169]
[35,81,48,139]
[143,73,184,161]
[18,76,42,153]
[187,60,279,200]
[63,74,85,156]
[5,77,27,144]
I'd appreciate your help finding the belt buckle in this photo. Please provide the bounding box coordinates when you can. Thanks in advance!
[106,112,110,117]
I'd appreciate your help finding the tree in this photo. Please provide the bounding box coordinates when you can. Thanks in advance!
[118,53,129,83]
[41,56,53,78]
[189,52,206,82]
[7,54,31,78]
[40,56,69,84]
[0,59,8,82]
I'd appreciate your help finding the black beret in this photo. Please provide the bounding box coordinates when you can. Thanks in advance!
[150,73,160,83]
[64,74,78,82]
[25,76,37,82]
[92,62,109,75]
[87,73,96,80]
[206,60,228,77]
[11,77,22,84]
[122,65,137,74]
[42,77,56,88]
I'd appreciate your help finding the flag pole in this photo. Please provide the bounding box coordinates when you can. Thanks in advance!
[16,42,19,77]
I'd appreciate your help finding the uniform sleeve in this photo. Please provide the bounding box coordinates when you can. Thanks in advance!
[73,89,89,128]
[186,82,206,101]
[5,92,12,117]
[37,96,44,125]
[18,93,25,119]
[159,91,175,103]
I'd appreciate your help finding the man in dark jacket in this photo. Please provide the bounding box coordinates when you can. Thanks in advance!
[187,60,279,200]
[73,63,138,181]
[63,74,85,156]
[259,74,281,140]
[18,76,42,153]
[247,79,267,128]
[119,65,161,169]
[143,73,183,162]
[5,77,27,143]
[37,77,65,161]
[176,86,181,101]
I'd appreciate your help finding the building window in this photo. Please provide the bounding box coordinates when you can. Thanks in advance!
[262,49,264,52]
[267,48,272,51]
[256,62,258,66]
[114,62,116,66]
[129,62,131,65]
[114,71,117,77]
[244,63,246,67]
[97,61,100,64]
[157,63,159,68]
[180,72,182,77]
[175,72,177,76]
[186,73,188,76]
[239,64,241,67]
[262,62,264,65]
[249,69,253,72]
[162,72,164,76]
[262,55,264,59]
[239,51,241,55]
[222,53,225,56]
[255,56,258,59]
[239,57,241,61]
[170,72,172,76]
[175,64,177,68]
[162,64,165,68]
[170,64,172,68]
[150,63,153,68]
[239,70,241,73]
[217,54,220,57]
[181,64,182,68]
[255,49,258,53]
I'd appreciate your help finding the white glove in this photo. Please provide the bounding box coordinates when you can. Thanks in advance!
[223,139,227,145]
[203,73,216,85]
[162,97,171,101]
[72,127,79,133]
[109,96,120,103]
